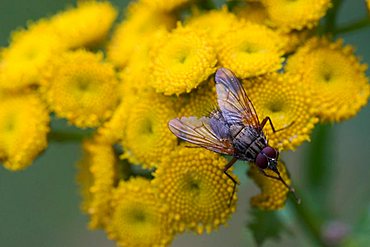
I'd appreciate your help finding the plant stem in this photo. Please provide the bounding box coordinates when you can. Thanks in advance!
[324,0,343,33]
[289,196,328,247]
[325,0,342,33]
[333,17,370,35]
[304,124,333,203]
[196,0,216,10]
[48,130,91,142]
[290,124,333,247]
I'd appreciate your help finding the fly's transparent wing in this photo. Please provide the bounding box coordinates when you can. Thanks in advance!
[168,116,234,155]
[215,67,260,128]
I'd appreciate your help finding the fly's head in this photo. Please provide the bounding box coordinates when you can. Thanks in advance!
[255,146,279,172]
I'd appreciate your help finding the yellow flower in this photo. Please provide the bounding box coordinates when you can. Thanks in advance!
[150,24,217,95]
[98,28,165,144]
[176,79,217,118]
[107,2,176,68]
[99,52,157,144]
[140,0,191,12]
[262,0,332,32]
[0,21,65,91]
[186,6,241,41]
[106,178,175,247]
[247,160,291,210]
[0,93,49,171]
[235,1,270,26]
[117,28,168,96]
[246,73,318,150]
[279,29,313,54]
[121,91,177,169]
[40,50,119,128]
[96,101,127,144]
[286,38,370,122]
[217,22,285,78]
[50,1,117,48]
[153,145,237,234]
[77,138,117,229]
[235,2,312,54]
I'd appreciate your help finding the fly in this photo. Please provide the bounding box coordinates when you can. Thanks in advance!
[169,67,300,204]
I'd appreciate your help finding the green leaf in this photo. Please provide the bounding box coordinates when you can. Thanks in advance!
[247,208,291,246]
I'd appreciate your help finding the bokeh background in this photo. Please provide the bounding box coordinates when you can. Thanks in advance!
[0,0,369,246]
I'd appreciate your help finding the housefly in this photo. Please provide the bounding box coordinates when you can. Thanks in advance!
[169,68,299,204]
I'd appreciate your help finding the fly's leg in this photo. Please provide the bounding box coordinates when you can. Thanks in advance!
[259,168,301,204]
[223,157,239,207]
[259,168,280,180]
[260,116,294,133]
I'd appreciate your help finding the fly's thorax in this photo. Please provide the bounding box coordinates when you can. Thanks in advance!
[232,126,267,161]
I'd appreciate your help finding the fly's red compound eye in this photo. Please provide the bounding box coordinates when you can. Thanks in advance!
[262,146,277,159]
[255,152,268,169]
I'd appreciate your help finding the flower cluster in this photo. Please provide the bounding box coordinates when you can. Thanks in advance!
[1,0,369,246]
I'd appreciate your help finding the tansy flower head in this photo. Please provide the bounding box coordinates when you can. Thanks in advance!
[234,3,312,54]
[107,2,176,68]
[262,0,332,32]
[286,37,370,122]
[149,24,217,95]
[248,161,291,210]
[104,56,158,144]
[140,0,191,12]
[186,6,241,41]
[40,49,119,128]
[96,101,127,144]
[121,91,177,169]
[117,27,168,97]
[235,1,270,26]
[50,1,117,49]
[0,93,49,171]
[176,79,217,118]
[246,73,318,150]
[153,145,237,234]
[0,21,65,91]
[278,29,313,54]
[77,138,117,229]
[106,177,175,247]
[217,22,285,78]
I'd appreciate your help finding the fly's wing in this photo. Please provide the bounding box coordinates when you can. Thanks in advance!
[215,67,260,128]
[168,116,234,155]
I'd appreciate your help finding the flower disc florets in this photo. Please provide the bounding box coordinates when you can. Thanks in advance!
[153,146,237,234]
[150,24,217,95]
[286,37,369,122]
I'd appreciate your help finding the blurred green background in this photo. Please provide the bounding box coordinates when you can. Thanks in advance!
[0,1,369,246]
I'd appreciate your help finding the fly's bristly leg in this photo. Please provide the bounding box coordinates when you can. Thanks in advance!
[260,116,295,133]
[259,168,301,204]
[224,157,238,207]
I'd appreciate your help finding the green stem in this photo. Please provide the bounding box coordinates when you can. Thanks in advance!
[290,124,334,247]
[196,0,216,10]
[324,0,343,34]
[48,130,90,142]
[226,0,241,10]
[333,17,370,35]
[289,196,328,247]
[305,124,333,200]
